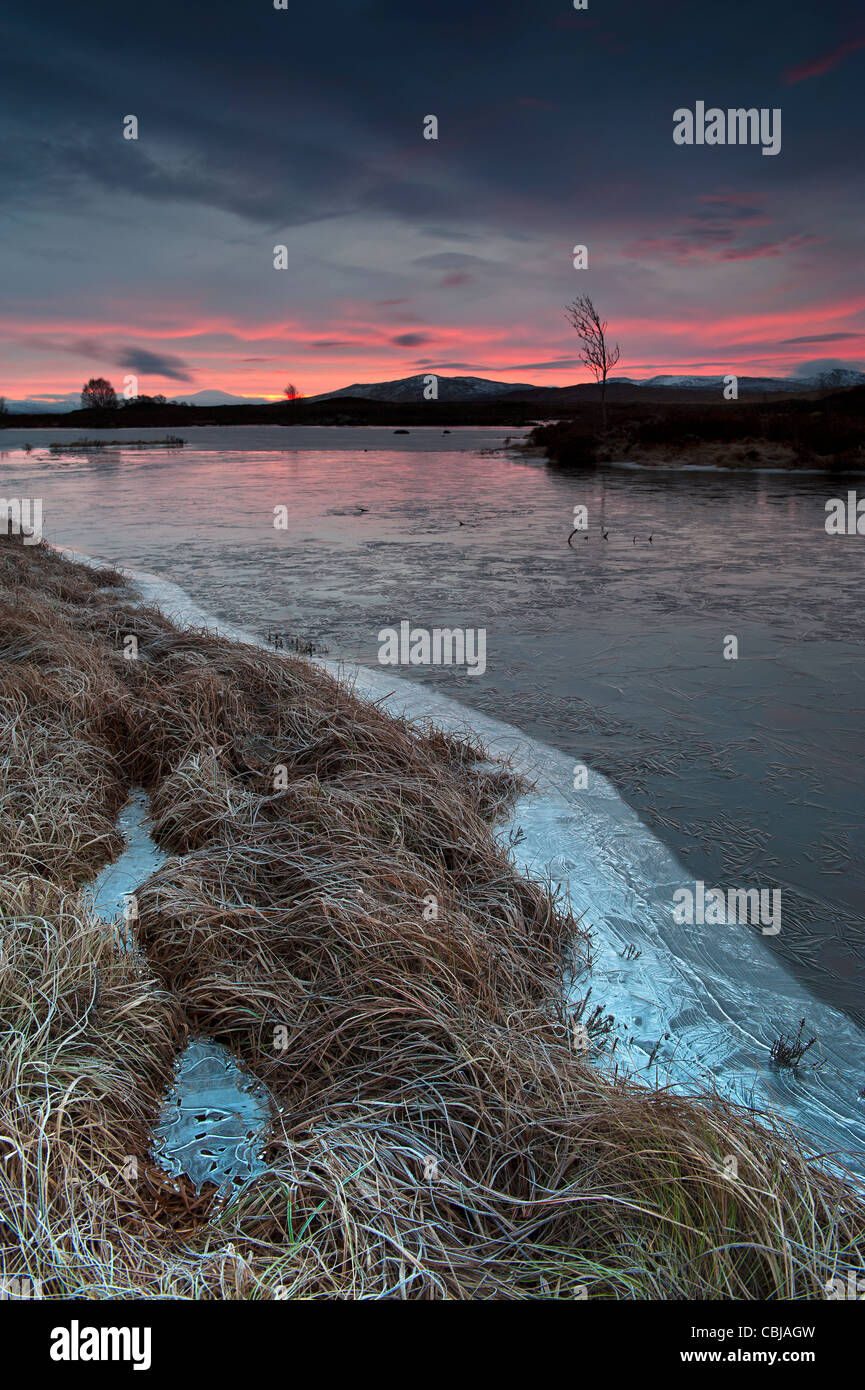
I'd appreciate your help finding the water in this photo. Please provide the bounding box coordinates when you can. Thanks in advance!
[5,426,865,1162]
[87,789,166,943]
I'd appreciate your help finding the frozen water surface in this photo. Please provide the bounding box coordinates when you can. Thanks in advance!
[86,788,271,1192]
[151,1039,271,1194]
[87,788,165,936]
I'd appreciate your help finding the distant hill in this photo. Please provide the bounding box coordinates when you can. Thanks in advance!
[2,394,82,414]
[309,374,537,403]
[2,388,271,414]
[168,390,271,407]
[309,368,865,407]
[629,369,865,394]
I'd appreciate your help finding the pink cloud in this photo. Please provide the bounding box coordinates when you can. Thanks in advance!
[2,294,864,400]
[785,34,865,83]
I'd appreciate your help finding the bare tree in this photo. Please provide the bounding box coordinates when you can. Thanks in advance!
[283,383,302,400]
[80,377,118,410]
[564,296,620,431]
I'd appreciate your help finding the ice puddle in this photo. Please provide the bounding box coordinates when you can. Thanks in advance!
[85,788,271,1193]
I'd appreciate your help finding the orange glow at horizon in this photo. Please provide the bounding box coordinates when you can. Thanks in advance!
[3,296,863,400]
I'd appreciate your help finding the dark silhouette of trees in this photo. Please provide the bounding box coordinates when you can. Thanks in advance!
[564,296,621,431]
[81,378,118,410]
[122,393,168,408]
[283,383,302,400]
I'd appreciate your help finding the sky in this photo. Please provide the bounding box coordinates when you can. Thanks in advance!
[1,0,864,403]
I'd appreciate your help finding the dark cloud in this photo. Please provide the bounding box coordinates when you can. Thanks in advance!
[2,0,859,236]
[1,0,862,393]
[1,0,858,253]
[392,333,432,347]
[115,347,193,381]
[692,196,767,222]
[358,179,455,220]
[782,333,863,344]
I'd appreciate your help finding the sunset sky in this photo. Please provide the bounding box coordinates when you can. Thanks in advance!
[1,0,863,403]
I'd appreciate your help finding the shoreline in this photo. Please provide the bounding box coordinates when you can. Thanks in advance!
[528,387,865,474]
[64,544,865,1173]
[3,535,865,1301]
[3,421,862,473]
[509,443,865,475]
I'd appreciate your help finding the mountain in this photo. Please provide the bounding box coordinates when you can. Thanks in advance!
[637,370,865,393]
[2,394,82,413]
[309,368,865,406]
[309,373,536,403]
[168,389,271,406]
[1,389,271,413]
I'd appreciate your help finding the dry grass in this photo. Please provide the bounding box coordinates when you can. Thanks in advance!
[1,535,863,1299]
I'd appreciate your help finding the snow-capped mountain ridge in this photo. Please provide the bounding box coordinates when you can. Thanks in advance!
[638,369,865,392]
[3,370,862,413]
[309,374,537,403]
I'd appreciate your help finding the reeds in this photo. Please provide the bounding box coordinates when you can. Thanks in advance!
[48,437,186,451]
[1,534,863,1299]
[771,1019,818,1070]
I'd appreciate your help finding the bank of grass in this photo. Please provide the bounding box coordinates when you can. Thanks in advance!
[1,535,863,1299]
[529,384,865,471]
